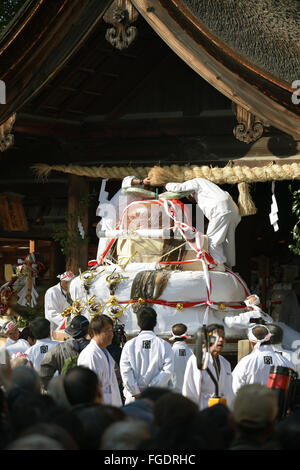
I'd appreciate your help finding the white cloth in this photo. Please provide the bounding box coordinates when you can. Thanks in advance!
[25,338,59,370]
[5,337,18,347]
[119,330,174,404]
[170,341,193,393]
[182,353,234,410]
[44,283,70,334]
[77,339,122,407]
[224,309,273,330]
[96,176,141,261]
[279,291,300,333]
[165,178,241,266]
[232,344,294,394]
[4,339,30,357]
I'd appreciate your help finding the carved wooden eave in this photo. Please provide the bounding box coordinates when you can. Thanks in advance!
[103,0,139,50]
[0,0,114,127]
[130,0,300,141]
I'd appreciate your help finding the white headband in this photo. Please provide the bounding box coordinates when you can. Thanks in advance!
[248,326,272,349]
[170,333,191,341]
[57,271,75,281]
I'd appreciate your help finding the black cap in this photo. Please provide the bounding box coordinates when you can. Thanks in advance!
[64,315,89,338]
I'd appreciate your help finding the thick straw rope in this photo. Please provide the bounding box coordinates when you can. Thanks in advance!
[32,161,300,216]
[32,162,300,184]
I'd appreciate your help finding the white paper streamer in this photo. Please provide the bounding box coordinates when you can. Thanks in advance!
[77,217,85,239]
[269,181,279,232]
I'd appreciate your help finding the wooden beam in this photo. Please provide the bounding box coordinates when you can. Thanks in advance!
[131,0,300,139]
[0,0,114,125]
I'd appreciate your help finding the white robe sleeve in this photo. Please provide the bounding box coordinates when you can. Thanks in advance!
[44,289,65,330]
[165,179,200,194]
[119,343,141,396]
[182,356,201,406]
[148,344,174,388]
[231,358,248,395]
[121,176,138,189]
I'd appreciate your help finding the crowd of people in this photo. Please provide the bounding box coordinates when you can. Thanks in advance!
[0,176,299,451]
[0,300,300,451]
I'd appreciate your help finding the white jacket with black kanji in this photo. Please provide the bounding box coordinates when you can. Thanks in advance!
[232,344,294,395]
[170,341,193,393]
[120,330,174,404]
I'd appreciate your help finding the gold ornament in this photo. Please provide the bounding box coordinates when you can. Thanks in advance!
[218,303,226,310]
[176,303,184,311]
[62,306,74,317]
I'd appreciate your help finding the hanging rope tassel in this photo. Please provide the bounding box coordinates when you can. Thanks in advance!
[237,182,257,216]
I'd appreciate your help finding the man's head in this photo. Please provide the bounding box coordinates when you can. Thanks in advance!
[29,318,51,340]
[248,324,272,349]
[232,384,278,440]
[267,323,284,346]
[89,314,114,348]
[64,315,89,339]
[3,321,19,341]
[57,271,75,292]
[172,323,187,336]
[19,326,35,346]
[137,306,157,331]
[63,366,102,406]
[171,323,189,342]
[207,324,225,356]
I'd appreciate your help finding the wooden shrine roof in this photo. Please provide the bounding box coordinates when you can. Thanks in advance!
[0,0,298,147]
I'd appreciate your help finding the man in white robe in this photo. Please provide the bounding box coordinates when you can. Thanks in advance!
[169,323,193,393]
[96,175,151,262]
[77,314,122,407]
[182,323,234,410]
[44,271,75,335]
[120,306,174,404]
[1,321,30,357]
[165,178,241,269]
[25,318,59,371]
[232,324,294,395]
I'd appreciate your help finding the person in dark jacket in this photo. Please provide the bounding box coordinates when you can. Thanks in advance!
[38,315,90,390]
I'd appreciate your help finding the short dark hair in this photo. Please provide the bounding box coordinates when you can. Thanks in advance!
[206,324,225,335]
[251,325,271,341]
[172,323,187,336]
[137,306,157,331]
[19,326,35,343]
[267,323,283,345]
[29,318,50,339]
[89,315,113,337]
[64,366,101,406]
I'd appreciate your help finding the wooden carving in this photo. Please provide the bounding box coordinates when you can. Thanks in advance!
[103,0,139,50]
[232,103,264,144]
[0,113,16,152]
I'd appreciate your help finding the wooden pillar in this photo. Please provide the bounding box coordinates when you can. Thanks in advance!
[66,175,89,275]
[0,252,5,284]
